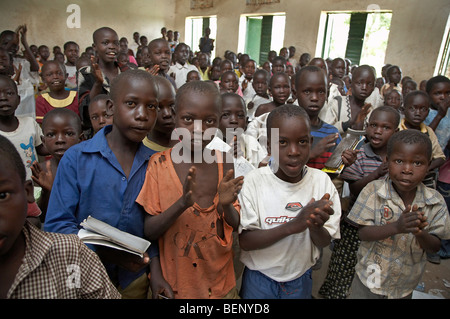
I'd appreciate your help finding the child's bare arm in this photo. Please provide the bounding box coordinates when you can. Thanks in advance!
[358,204,425,242]
[239,194,334,251]
[218,169,244,231]
[149,256,174,299]
[348,161,388,196]
[144,166,196,240]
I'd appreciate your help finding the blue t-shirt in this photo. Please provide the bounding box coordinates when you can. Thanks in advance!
[44,125,157,288]
[424,108,450,152]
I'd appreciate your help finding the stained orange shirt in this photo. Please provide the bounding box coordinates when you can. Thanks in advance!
[136,149,239,299]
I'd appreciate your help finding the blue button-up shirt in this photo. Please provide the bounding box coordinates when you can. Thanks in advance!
[44,125,157,288]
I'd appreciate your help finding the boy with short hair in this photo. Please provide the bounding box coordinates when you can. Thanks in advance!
[319,106,400,299]
[63,41,80,89]
[78,27,129,138]
[136,81,244,299]
[168,43,198,89]
[347,129,450,299]
[44,69,165,299]
[147,38,176,90]
[245,69,271,122]
[36,61,79,124]
[31,108,84,219]
[399,90,445,176]
[238,104,341,299]
[88,94,113,135]
[0,135,121,299]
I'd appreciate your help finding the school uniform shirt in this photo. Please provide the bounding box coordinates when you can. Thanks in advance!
[347,178,450,298]
[246,94,271,122]
[0,116,43,181]
[35,91,80,124]
[238,166,341,282]
[44,125,157,289]
[136,149,240,299]
[168,62,199,89]
[8,221,121,299]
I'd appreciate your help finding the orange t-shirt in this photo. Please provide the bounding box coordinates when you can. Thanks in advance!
[136,149,239,299]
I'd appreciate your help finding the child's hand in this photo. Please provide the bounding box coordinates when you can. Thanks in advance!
[341,149,358,167]
[373,161,388,178]
[310,133,338,159]
[182,166,196,208]
[30,160,54,191]
[241,79,248,91]
[291,194,334,233]
[90,56,104,84]
[396,204,422,234]
[218,169,244,206]
[146,65,160,76]
[354,103,371,126]
[12,63,22,83]
[437,95,450,117]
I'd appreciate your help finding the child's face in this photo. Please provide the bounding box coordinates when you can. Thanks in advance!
[388,67,402,84]
[42,114,82,161]
[296,71,327,118]
[220,61,233,74]
[331,60,345,79]
[428,82,450,109]
[198,54,208,69]
[270,75,291,105]
[219,96,247,135]
[39,46,50,61]
[109,77,158,143]
[388,142,430,194]
[0,50,12,75]
[271,60,286,75]
[210,66,221,81]
[0,78,20,117]
[175,91,220,152]
[252,73,268,96]
[402,82,416,97]
[351,69,375,101]
[93,29,119,63]
[366,111,398,150]
[118,53,128,65]
[154,82,176,134]
[220,73,239,93]
[384,91,402,110]
[187,71,200,82]
[89,99,113,134]
[140,47,151,68]
[0,161,32,257]
[41,62,66,92]
[244,61,256,79]
[149,42,171,72]
[64,44,79,65]
[175,44,189,65]
[269,116,311,183]
[404,94,429,128]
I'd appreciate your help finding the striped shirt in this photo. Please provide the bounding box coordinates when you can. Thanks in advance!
[8,221,122,299]
[307,119,342,169]
[341,142,384,182]
[347,178,450,298]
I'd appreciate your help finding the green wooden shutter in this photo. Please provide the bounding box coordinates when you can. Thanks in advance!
[259,16,273,66]
[245,17,263,64]
[345,13,368,65]
[202,17,210,32]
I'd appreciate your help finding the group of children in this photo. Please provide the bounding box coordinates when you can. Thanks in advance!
[0,23,449,300]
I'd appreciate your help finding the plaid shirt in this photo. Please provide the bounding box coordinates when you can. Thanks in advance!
[7,221,121,299]
[347,178,450,298]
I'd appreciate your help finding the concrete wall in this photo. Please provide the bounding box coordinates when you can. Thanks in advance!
[1,0,448,81]
[0,0,176,52]
[174,0,450,81]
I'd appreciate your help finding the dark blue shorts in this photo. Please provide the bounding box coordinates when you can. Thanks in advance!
[240,267,312,299]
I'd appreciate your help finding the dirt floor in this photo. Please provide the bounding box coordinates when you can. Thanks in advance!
[312,245,450,299]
